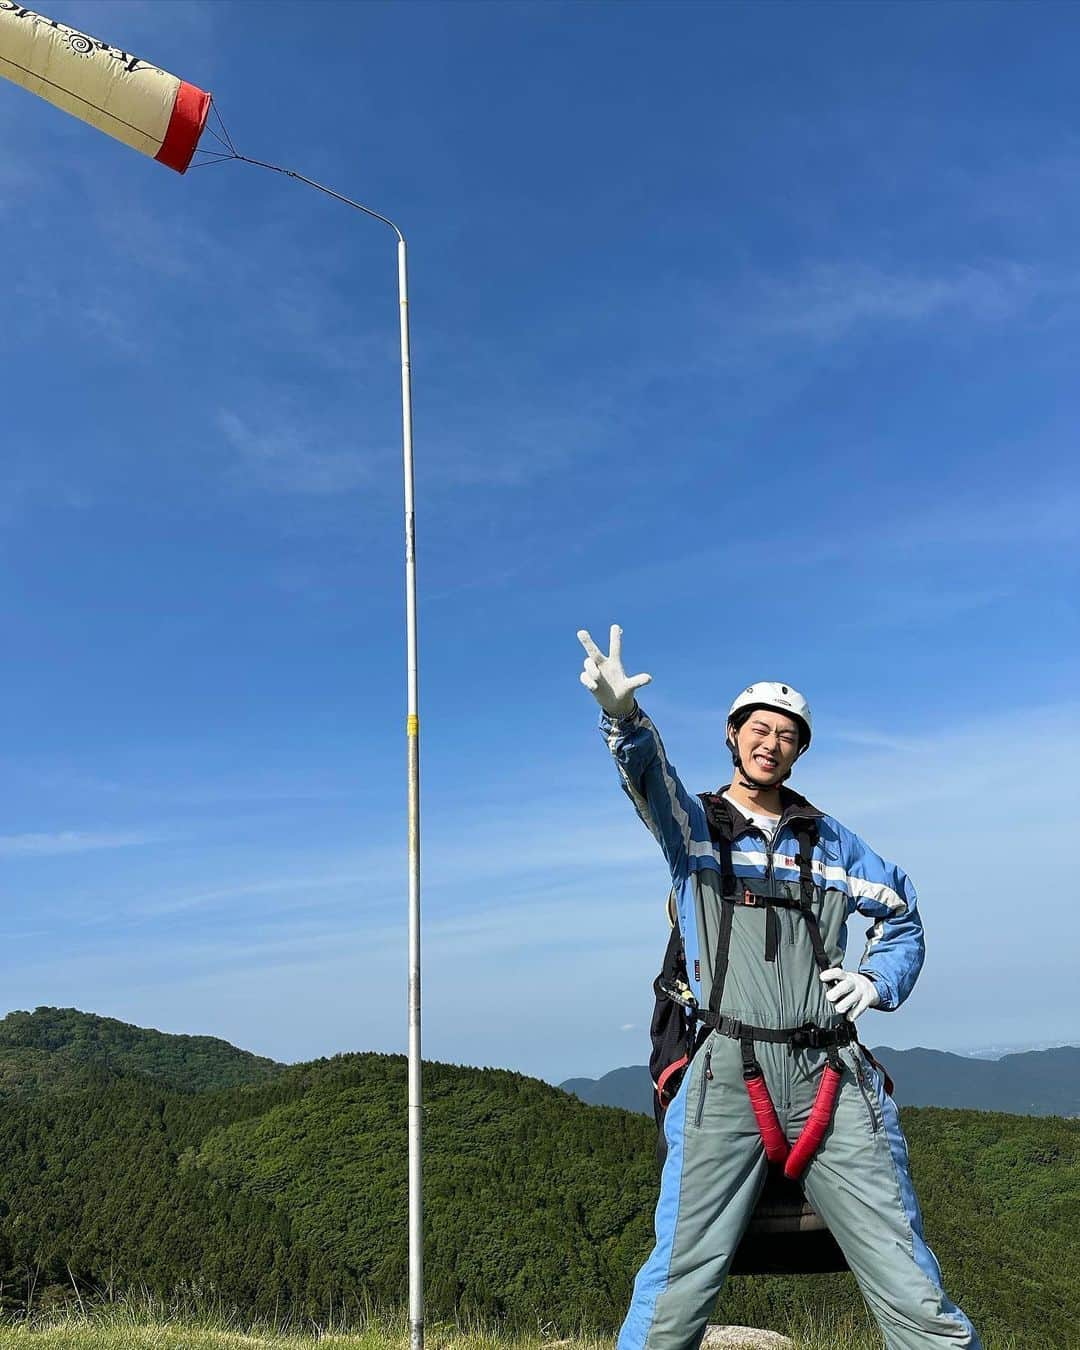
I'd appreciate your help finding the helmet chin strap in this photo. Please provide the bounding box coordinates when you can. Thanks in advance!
[728,739,792,791]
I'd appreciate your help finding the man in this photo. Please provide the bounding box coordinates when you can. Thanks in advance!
[578,625,981,1350]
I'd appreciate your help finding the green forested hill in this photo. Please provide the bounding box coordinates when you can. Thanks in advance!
[184,1056,656,1324]
[0,1008,285,1094]
[0,1016,1076,1346]
[899,1108,1080,1338]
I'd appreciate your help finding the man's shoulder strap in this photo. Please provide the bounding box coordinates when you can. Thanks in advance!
[698,790,735,842]
[697,793,736,896]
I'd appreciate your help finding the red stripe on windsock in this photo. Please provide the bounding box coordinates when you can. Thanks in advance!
[155,79,211,174]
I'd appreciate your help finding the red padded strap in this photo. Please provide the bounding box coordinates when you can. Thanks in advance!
[784,1063,842,1179]
[656,1055,688,1105]
[745,1073,789,1164]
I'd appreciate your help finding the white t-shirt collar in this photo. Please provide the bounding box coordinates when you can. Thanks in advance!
[722,789,780,839]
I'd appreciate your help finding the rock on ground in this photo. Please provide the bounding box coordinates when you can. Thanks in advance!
[701,1326,795,1349]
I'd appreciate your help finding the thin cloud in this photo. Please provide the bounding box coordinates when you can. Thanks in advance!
[826,726,925,753]
[751,259,1055,345]
[889,491,1079,552]
[425,402,618,490]
[833,584,1018,634]
[115,804,656,926]
[944,143,1080,240]
[217,409,383,496]
[133,869,384,920]
[585,482,1078,605]
[0,829,160,857]
[803,700,1080,825]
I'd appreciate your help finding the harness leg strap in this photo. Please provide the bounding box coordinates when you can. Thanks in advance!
[740,1032,789,1165]
[783,1049,843,1180]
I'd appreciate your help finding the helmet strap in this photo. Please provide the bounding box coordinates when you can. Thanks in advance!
[727,707,810,792]
[727,736,793,791]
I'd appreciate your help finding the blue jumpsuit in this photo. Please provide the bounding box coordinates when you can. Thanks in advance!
[601,705,982,1350]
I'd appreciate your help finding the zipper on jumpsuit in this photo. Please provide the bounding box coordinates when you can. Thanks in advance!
[694,1044,713,1127]
[852,1050,881,1131]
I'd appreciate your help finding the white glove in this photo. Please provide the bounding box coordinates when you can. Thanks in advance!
[820,968,881,1021]
[577,625,652,719]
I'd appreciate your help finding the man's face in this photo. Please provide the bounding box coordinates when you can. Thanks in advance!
[730,709,802,786]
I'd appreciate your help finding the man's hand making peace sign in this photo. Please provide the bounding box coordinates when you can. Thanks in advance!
[577,625,653,719]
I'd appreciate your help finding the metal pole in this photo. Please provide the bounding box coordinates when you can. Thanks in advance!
[399,236,424,1350]
[232,155,423,1350]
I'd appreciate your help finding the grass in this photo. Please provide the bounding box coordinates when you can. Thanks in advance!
[0,1298,1052,1350]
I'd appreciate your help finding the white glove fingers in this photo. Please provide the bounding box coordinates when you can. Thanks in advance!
[576,623,645,718]
[820,968,879,1021]
[577,629,604,663]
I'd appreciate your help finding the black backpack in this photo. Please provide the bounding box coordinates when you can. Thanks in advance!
[649,895,703,1132]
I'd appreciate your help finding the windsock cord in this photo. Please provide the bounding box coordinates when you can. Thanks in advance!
[191,98,238,168]
[182,102,406,242]
[210,98,238,155]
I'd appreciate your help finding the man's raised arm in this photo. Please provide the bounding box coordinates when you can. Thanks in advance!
[578,624,712,883]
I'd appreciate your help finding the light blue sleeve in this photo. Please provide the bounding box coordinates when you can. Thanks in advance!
[836,821,925,1011]
[598,704,713,884]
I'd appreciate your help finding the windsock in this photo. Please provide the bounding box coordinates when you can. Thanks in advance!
[0,2,210,172]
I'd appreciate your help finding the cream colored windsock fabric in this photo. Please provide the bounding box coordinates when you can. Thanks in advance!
[0,2,210,172]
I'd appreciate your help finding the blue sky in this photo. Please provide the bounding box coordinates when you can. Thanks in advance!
[2,0,1077,1083]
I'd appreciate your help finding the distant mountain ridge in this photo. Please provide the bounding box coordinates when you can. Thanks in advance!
[561,1065,657,1115]
[561,1044,1080,1117]
[0,1006,286,1095]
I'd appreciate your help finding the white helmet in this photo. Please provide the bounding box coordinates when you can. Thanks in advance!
[727,682,813,751]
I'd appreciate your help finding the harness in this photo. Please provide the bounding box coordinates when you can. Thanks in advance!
[653,798,851,1181]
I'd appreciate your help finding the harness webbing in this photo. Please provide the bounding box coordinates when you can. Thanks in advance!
[699,1011,855,1049]
[699,808,849,1179]
[706,823,826,1010]
[711,902,735,1015]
